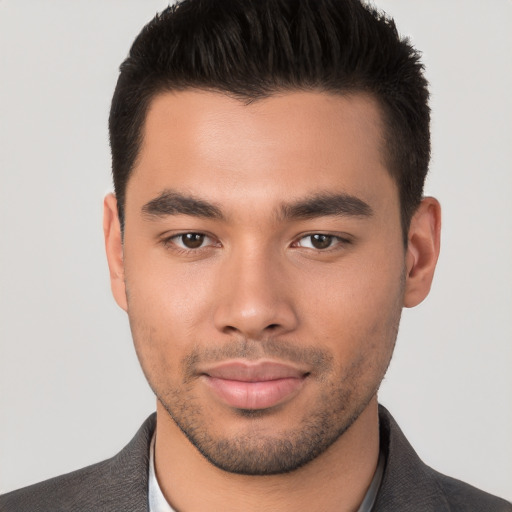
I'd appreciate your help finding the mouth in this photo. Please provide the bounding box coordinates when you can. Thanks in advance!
[201,361,310,410]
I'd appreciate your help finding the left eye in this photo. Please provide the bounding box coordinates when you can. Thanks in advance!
[171,233,212,249]
[296,234,340,250]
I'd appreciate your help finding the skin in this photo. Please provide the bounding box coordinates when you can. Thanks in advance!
[104,90,441,511]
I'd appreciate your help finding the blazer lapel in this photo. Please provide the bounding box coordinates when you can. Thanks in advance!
[101,413,156,511]
[373,405,450,511]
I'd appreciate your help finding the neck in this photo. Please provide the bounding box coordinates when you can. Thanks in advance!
[154,398,381,512]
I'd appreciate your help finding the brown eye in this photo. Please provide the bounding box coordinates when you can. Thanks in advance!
[310,234,333,249]
[164,232,218,253]
[180,233,206,249]
[295,234,344,250]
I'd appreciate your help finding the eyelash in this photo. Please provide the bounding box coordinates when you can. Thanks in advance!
[161,232,219,254]
[161,232,352,255]
[292,233,352,251]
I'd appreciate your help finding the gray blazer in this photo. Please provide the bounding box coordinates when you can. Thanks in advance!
[1,406,510,511]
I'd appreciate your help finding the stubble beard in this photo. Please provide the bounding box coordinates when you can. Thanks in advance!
[150,332,398,476]
[158,376,371,475]
[131,271,404,476]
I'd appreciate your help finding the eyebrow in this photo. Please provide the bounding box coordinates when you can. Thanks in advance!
[141,190,224,220]
[280,192,373,220]
[141,190,373,222]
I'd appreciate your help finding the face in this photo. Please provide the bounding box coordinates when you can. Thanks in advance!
[109,90,410,475]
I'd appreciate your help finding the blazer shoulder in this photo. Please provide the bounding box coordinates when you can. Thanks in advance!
[0,414,155,512]
[0,457,116,512]
[376,405,511,512]
[430,469,512,512]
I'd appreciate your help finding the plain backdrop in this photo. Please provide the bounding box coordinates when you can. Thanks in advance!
[1,0,511,501]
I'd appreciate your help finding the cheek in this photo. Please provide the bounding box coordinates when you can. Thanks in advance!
[127,256,214,324]
[124,259,216,375]
[301,254,405,365]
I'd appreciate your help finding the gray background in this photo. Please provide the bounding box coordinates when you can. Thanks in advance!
[1,0,511,501]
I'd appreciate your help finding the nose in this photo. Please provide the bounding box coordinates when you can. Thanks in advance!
[213,246,299,339]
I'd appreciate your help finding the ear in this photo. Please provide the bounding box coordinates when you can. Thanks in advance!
[403,197,441,308]
[103,193,128,311]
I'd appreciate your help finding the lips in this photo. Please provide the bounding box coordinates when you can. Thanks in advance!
[201,361,308,410]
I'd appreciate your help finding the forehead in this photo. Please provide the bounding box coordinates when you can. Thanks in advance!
[127,90,396,215]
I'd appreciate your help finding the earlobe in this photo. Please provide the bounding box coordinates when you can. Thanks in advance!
[403,197,441,308]
[103,193,128,311]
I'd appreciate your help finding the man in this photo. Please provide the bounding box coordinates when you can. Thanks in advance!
[1,0,510,510]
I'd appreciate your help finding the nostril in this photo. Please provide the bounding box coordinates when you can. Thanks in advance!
[266,324,280,330]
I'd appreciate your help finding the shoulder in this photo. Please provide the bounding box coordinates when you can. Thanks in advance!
[0,414,156,512]
[376,405,512,512]
[0,458,116,512]
[430,469,512,512]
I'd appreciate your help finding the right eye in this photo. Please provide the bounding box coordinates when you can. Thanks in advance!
[166,232,215,250]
